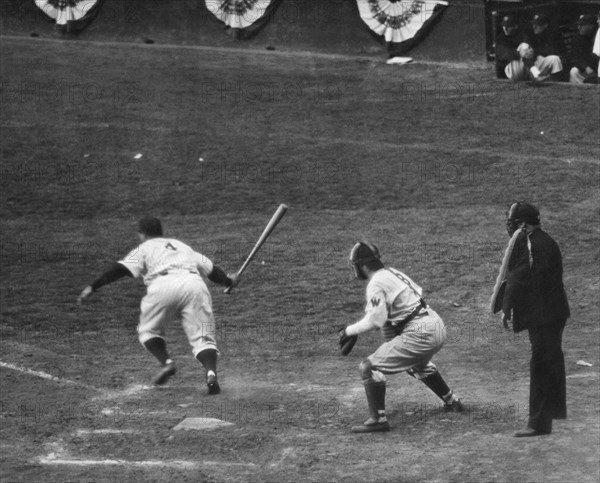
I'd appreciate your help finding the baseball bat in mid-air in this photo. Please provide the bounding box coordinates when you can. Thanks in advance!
[224,203,288,294]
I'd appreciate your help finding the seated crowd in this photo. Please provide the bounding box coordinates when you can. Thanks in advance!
[495,11,600,83]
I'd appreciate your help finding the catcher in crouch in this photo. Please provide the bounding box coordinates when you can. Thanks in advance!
[339,241,464,433]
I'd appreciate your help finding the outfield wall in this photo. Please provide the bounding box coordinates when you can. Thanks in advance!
[1,0,488,62]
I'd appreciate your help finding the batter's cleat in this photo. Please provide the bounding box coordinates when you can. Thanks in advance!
[351,417,390,433]
[153,361,176,386]
[443,398,464,413]
[206,372,220,395]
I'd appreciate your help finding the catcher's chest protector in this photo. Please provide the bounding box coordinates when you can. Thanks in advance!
[381,321,398,342]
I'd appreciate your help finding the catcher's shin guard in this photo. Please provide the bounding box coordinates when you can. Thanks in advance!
[420,372,450,399]
[352,381,390,433]
[366,381,387,421]
[420,372,463,412]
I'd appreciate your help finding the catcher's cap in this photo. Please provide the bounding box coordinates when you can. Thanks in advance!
[349,241,381,266]
[576,14,595,26]
[138,216,163,237]
[501,15,518,28]
[532,13,549,26]
[507,202,540,226]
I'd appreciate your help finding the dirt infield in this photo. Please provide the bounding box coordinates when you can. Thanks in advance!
[1,18,599,483]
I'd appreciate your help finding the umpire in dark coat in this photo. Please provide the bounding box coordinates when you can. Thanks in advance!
[496,202,569,437]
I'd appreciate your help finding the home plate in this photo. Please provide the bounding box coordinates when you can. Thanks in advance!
[173,417,234,431]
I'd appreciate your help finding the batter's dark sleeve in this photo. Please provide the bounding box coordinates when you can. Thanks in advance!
[90,262,133,291]
[208,265,234,287]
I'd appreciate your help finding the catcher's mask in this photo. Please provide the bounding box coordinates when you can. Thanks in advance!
[349,241,381,280]
[506,202,540,236]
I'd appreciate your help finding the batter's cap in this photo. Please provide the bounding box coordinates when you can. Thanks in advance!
[349,241,381,266]
[138,216,163,237]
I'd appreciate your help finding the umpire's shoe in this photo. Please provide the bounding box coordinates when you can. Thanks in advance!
[206,371,220,395]
[351,417,390,433]
[153,361,176,386]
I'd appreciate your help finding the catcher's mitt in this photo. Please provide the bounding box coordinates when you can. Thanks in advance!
[338,327,358,356]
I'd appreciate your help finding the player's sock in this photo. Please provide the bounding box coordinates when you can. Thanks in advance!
[420,372,451,401]
[143,337,170,365]
[442,391,459,404]
[196,348,217,374]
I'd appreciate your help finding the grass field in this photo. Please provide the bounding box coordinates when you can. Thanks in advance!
[1,35,599,483]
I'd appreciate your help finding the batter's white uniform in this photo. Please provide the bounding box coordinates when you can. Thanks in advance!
[119,238,217,356]
[349,268,446,380]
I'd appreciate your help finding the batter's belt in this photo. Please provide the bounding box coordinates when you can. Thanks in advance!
[158,268,200,276]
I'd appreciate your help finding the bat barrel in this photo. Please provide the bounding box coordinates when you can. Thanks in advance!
[223,204,288,294]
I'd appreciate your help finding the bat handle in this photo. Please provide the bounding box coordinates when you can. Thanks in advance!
[223,269,242,294]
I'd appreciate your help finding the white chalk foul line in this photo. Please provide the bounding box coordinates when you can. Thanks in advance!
[38,438,256,468]
[0,34,484,69]
[37,456,256,468]
[0,361,165,400]
[0,361,99,391]
[37,456,198,468]
[74,429,140,436]
[93,384,154,401]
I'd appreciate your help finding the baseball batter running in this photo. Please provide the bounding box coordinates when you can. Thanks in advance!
[77,216,239,394]
[339,241,464,433]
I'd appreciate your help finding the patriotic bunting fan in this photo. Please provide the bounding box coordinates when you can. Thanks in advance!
[357,0,448,44]
[205,0,276,29]
[34,0,104,32]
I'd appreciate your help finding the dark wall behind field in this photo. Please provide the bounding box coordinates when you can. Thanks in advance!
[0,0,489,62]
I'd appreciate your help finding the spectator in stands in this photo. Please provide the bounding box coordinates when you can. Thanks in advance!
[496,15,561,82]
[528,13,567,80]
[495,16,527,79]
[569,14,599,84]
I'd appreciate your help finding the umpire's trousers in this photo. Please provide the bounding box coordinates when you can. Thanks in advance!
[527,320,567,432]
